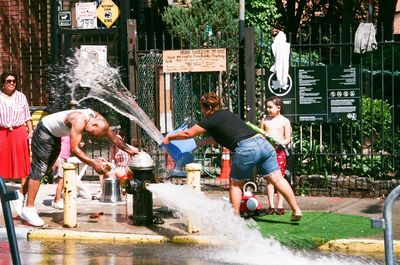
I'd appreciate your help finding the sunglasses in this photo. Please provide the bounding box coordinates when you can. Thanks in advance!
[5,79,16,84]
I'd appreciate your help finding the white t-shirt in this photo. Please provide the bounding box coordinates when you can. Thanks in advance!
[41,109,95,137]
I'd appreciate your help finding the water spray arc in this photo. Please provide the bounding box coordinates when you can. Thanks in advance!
[60,50,163,144]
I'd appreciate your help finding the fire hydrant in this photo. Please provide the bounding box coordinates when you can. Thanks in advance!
[125,152,155,226]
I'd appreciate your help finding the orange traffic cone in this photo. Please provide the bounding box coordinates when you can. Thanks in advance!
[217,148,230,182]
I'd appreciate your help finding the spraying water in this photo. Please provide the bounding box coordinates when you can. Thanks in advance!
[147,183,379,265]
[58,50,163,144]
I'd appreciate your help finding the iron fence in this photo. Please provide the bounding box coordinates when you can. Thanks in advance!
[134,25,400,197]
[4,1,398,196]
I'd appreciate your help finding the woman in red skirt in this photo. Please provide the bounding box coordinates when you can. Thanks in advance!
[0,72,33,216]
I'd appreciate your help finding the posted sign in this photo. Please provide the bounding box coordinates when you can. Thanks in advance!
[58,11,72,27]
[80,45,108,66]
[163,48,226,73]
[97,0,120,28]
[266,65,361,123]
[76,2,97,29]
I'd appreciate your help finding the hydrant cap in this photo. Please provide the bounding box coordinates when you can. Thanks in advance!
[129,152,155,170]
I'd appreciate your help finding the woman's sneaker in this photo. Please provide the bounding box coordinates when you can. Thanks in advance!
[20,207,45,227]
[11,191,24,217]
[51,200,64,210]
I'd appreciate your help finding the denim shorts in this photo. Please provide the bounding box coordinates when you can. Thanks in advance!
[230,135,280,181]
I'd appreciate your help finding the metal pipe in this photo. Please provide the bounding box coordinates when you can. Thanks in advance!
[0,177,21,265]
[383,185,400,265]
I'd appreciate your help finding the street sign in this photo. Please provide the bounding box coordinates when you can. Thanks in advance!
[96,0,120,29]
[76,2,97,29]
[58,11,72,27]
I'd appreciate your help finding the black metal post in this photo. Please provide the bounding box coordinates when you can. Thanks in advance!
[244,27,255,124]
[0,177,21,265]
[50,0,60,65]
[119,0,130,87]
[238,0,245,119]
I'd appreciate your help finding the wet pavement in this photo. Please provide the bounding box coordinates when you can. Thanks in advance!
[0,181,399,252]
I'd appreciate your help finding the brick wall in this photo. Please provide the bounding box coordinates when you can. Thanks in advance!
[0,0,50,106]
[394,1,400,34]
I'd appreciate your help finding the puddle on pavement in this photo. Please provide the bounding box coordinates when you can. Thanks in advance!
[0,238,391,265]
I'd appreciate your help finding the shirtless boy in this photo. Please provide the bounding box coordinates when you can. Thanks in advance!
[260,96,292,215]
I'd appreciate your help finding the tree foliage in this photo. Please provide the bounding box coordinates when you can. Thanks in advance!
[162,0,239,46]
[274,0,398,42]
[246,0,280,67]
[246,0,280,34]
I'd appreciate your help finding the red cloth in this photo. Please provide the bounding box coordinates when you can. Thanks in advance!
[0,125,30,179]
[275,148,286,176]
[59,136,71,160]
[114,149,131,168]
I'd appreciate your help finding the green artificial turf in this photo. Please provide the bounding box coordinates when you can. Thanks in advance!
[253,211,383,249]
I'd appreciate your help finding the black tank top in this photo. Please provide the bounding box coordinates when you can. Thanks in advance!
[197,109,256,151]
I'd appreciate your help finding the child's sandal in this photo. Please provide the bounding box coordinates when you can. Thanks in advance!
[265,207,275,215]
[275,208,285,215]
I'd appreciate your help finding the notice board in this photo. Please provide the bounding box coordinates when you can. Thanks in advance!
[162,48,226,73]
[265,65,361,123]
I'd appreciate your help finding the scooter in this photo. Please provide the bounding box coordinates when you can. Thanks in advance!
[239,188,266,217]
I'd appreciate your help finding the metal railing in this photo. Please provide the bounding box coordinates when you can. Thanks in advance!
[0,177,21,265]
[131,25,400,197]
[371,184,400,265]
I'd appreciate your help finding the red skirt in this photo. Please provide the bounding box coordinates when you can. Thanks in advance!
[0,125,31,179]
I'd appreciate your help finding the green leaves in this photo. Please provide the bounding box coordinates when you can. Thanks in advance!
[292,96,400,179]
[162,0,239,47]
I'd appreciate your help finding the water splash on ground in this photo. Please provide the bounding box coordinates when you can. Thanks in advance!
[148,183,379,265]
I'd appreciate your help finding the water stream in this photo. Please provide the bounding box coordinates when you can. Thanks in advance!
[148,183,378,265]
[59,50,163,144]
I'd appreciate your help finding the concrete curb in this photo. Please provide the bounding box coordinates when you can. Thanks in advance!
[27,228,399,254]
[0,227,32,239]
[319,238,400,253]
[28,229,170,243]
[27,229,226,245]
[2,227,398,254]
[171,235,223,245]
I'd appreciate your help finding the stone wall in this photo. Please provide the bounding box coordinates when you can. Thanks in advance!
[297,175,400,198]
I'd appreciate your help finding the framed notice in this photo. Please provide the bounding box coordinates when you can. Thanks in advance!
[265,65,361,123]
[163,48,226,73]
[80,45,107,66]
[76,2,97,29]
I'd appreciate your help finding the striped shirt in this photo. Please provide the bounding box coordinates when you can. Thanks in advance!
[0,90,31,128]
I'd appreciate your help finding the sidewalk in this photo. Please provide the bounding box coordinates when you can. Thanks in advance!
[0,182,399,253]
